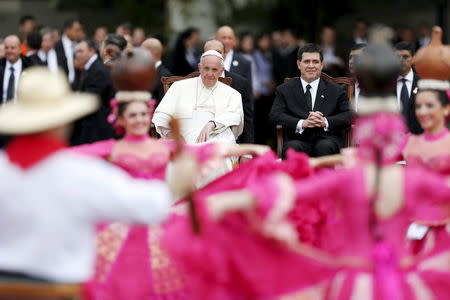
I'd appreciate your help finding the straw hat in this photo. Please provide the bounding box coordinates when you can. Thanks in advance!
[0,67,99,134]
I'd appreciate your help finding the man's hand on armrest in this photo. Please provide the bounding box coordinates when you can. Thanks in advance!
[196,121,215,143]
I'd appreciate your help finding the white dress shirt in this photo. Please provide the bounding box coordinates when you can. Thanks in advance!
[38,49,59,74]
[396,68,414,108]
[2,59,22,104]
[84,54,98,71]
[61,35,76,83]
[296,78,329,134]
[354,37,368,45]
[224,49,233,71]
[0,151,172,282]
[354,81,360,112]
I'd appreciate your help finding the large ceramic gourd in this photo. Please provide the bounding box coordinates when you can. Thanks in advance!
[414,26,450,80]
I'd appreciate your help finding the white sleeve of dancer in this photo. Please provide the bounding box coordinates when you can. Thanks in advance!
[74,157,172,225]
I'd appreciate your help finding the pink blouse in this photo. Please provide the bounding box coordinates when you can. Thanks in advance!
[403,129,450,175]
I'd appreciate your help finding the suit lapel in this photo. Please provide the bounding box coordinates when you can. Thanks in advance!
[0,60,5,102]
[312,79,327,111]
[411,73,419,97]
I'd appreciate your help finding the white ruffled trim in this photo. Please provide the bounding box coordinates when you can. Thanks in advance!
[417,79,450,91]
[356,96,399,115]
[115,91,152,102]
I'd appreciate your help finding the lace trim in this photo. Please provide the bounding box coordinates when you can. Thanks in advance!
[115,91,152,102]
[357,96,399,115]
[418,79,450,91]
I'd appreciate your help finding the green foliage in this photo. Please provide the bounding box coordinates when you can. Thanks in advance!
[54,0,166,32]
[111,0,166,30]
[207,0,354,41]
[53,0,366,40]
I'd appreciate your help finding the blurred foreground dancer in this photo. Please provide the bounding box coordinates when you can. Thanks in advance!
[0,67,197,286]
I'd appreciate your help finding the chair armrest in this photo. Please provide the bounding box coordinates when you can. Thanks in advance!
[276,125,284,158]
[346,124,354,147]
[0,281,80,299]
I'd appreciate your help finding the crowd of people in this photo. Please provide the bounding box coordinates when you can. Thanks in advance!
[0,13,449,300]
[0,16,437,148]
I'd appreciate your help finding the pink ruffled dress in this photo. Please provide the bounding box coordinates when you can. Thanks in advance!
[163,172,337,300]
[291,166,450,299]
[164,113,450,300]
[178,149,314,206]
[71,135,221,300]
[289,114,450,299]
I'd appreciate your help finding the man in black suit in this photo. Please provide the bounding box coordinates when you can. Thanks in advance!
[54,19,84,85]
[394,42,422,134]
[270,43,352,158]
[71,39,115,145]
[272,29,300,85]
[216,26,252,91]
[0,35,33,147]
[26,32,46,66]
[141,37,173,104]
[348,43,366,111]
[0,35,33,104]
[204,39,254,145]
[101,34,127,68]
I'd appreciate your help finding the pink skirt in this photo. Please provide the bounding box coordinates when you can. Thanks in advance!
[86,223,188,300]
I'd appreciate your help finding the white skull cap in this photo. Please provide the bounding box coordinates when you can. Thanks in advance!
[201,50,224,60]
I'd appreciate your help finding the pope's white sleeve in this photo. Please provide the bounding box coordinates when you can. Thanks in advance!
[152,112,172,137]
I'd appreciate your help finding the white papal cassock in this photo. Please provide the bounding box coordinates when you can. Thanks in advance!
[153,76,243,183]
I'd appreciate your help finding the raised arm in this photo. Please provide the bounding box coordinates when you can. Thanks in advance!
[406,168,450,224]
[70,139,115,158]
[73,149,198,224]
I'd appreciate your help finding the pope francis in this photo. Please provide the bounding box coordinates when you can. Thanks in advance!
[153,50,244,180]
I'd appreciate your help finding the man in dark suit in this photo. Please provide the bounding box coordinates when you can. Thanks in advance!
[270,43,352,158]
[272,29,300,85]
[26,32,46,66]
[101,34,127,68]
[394,42,422,134]
[216,26,252,91]
[0,35,33,104]
[204,39,254,145]
[348,43,366,111]
[0,35,33,147]
[71,39,115,145]
[141,37,173,104]
[54,19,84,85]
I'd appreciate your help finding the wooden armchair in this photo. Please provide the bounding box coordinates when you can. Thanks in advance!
[0,281,80,300]
[276,73,355,158]
[161,72,232,94]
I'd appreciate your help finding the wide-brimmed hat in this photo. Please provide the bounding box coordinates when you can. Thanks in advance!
[0,67,99,134]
